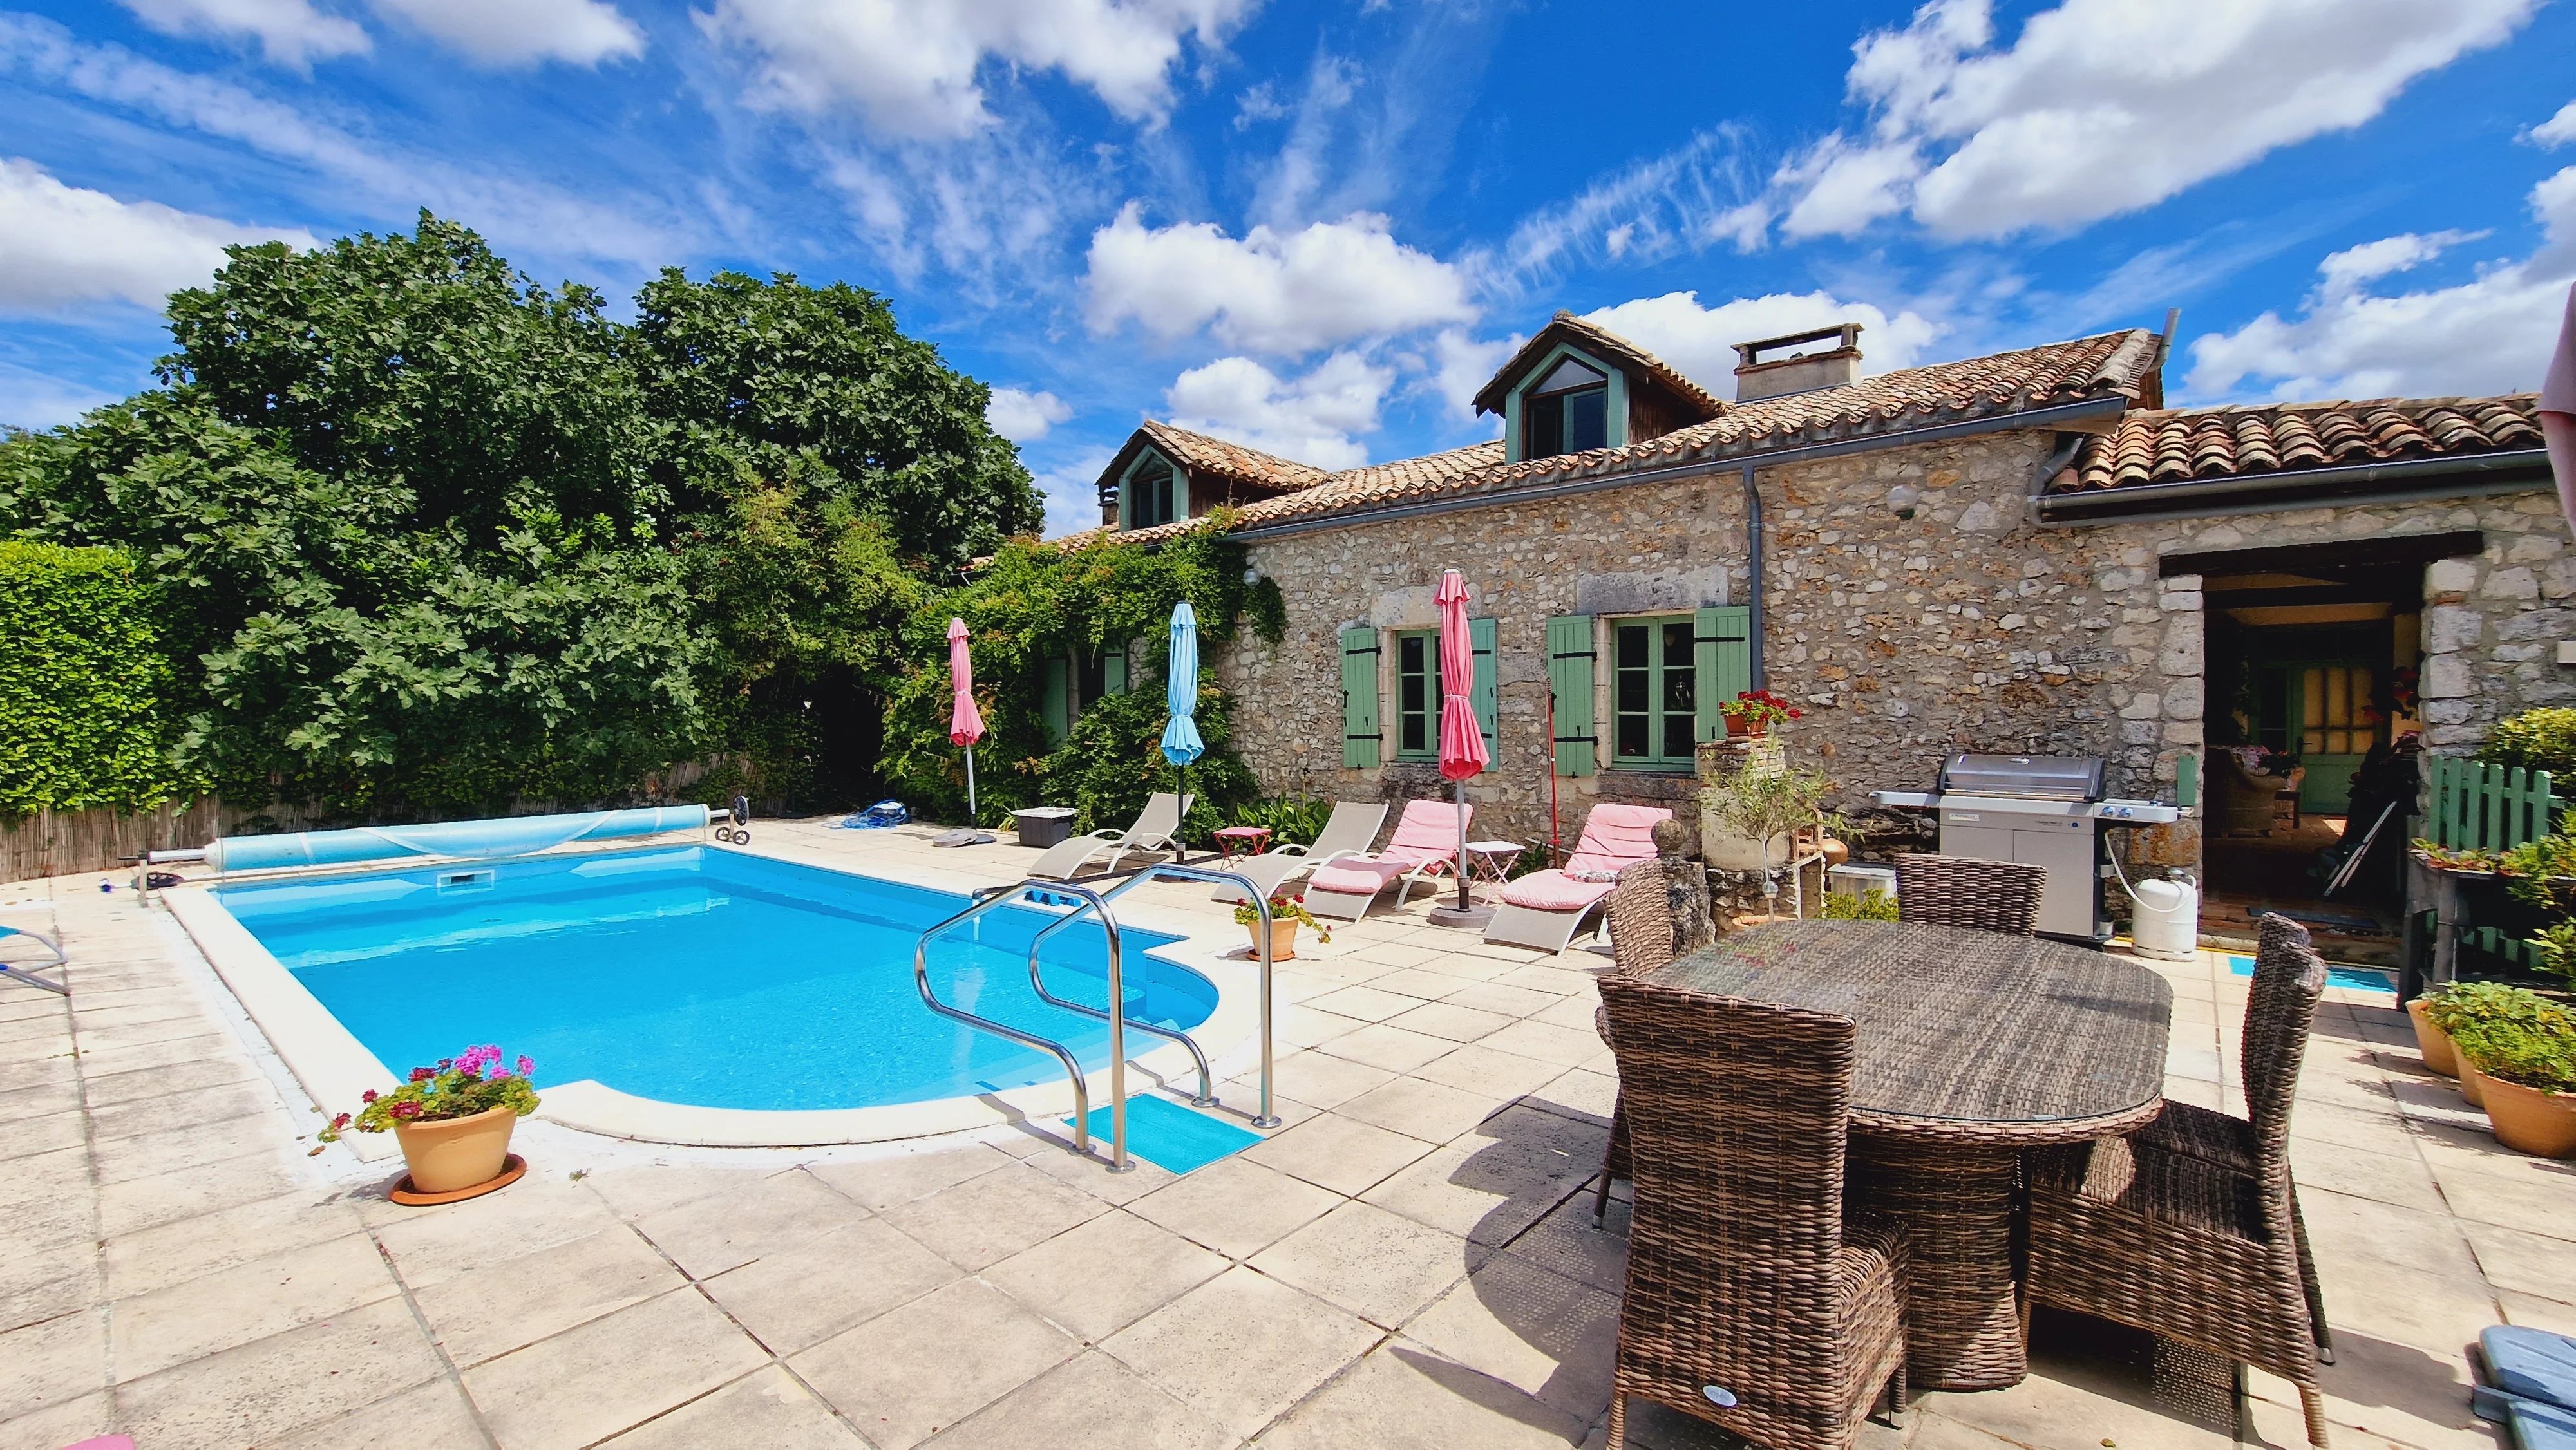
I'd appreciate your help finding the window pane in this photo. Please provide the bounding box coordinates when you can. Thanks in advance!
[1567,388,1607,452]
[1616,624,1647,669]
[1526,395,1564,458]
[1532,357,1606,393]
[2301,668,2324,728]
[1616,713,1647,760]
[2302,730,2324,755]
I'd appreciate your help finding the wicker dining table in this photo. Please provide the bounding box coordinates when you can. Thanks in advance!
[1646,918,2173,1391]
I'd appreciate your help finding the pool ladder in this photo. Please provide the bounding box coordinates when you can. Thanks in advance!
[912,862,1280,1172]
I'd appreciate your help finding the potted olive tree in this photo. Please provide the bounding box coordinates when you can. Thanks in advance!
[322,1044,539,1199]
[1703,762,1837,925]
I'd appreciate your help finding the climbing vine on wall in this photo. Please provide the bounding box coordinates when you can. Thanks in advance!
[878,516,1285,834]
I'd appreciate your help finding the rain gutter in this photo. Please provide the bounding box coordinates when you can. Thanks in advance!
[2036,448,2552,525]
[1225,393,2133,543]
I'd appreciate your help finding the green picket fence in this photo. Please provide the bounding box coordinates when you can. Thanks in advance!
[2425,757,2567,972]
[2427,757,2564,852]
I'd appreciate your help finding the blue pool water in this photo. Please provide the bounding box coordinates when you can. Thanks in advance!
[214,846,1213,1111]
[2225,954,2395,995]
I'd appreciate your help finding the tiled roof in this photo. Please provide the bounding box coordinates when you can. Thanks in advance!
[1470,312,1726,419]
[1104,328,2161,542]
[2061,396,2545,492]
[1136,420,1329,494]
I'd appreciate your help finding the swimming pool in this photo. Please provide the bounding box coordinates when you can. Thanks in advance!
[207,845,1215,1114]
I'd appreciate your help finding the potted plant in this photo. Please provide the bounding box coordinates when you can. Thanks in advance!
[1719,689,1803,739]
[2407,988,2462,1078]
[1234,893,1329,960]
[1703,762,1837,923]
[2448,1002,2576,1157]
[321,1044,540,1196]
[2426,983,2567,1110]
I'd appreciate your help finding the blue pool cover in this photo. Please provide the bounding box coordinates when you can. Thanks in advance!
[215,846,1213,1113]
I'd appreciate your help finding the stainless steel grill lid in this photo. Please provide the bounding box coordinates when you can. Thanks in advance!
[1938,753,2105,801]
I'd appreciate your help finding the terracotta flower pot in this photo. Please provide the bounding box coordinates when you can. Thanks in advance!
[1249,919,1300,961]
[2407,999,2459,1078]
[1724,715,1765,739]
[2480,1075,2576,1158]
[392,1106,519,1194]
[2459,1057,2488,1109]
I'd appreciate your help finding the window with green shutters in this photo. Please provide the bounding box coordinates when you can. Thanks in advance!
[1692,605,1753,746]
[1339,627,1380,767]
[1612,616,1698,769]
[1394,629,1438,760]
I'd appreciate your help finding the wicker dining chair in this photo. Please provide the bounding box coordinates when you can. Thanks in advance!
[2126,912,2334,1364]
[1594,864,1682,1223]
[1893,854,2045,935]
[1598,975,1908,1450]
[2023,914,2335,1447]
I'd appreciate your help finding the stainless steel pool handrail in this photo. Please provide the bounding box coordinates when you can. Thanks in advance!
[913,878,1124,1163]
[1028,863,1280,1130]
[1019,900,1218,1111]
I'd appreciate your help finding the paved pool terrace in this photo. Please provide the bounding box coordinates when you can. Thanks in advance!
[0,817,2566,1450]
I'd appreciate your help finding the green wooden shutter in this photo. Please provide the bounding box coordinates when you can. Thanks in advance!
[1340,627,1381,768]
[1470,617,1498,759]
[1041,654,1070,745]
[1694,605,1753,744]
[1546,614,1596,777]
[1101,641,1128,696]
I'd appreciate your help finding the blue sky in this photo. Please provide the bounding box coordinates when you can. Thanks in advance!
[4,0,2573,538]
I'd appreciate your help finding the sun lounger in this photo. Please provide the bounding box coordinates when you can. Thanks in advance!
[1303,799,1469,921]
[1210,801,1389,905]
[1027,792,1192,879]
[0,925,68,995]
[1482,803,1672,952]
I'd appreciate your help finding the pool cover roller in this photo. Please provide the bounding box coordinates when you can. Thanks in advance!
[205,805,714,873]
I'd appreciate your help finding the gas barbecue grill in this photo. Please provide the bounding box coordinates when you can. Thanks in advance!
[1871,753,2179,942]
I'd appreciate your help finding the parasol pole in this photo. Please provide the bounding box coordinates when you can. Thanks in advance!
[965,746,978,829]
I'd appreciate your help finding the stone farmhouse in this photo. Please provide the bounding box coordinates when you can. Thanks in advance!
[1064,312,2561,918]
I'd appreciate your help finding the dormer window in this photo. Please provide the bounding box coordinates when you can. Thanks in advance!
[1522,356,1608,459]
[1125,453,1181,527]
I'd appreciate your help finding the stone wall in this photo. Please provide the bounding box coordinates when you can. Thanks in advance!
[1216,426,2573,878]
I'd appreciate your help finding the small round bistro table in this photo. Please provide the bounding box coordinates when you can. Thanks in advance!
[1211,825,1273,860]
[1647,919,2172,1391]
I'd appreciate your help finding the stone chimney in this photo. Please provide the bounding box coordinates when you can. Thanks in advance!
[1732,323,1863,402]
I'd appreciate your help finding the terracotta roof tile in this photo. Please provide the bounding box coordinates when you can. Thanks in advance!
[1136,420,1329,494]
[2062,395,2544,492]
[1469,312,1726,419]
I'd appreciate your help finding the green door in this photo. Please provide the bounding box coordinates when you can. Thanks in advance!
[2253,660,2380,816]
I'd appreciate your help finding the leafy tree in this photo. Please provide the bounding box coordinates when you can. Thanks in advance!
[634,270,1037,807]
[0,216,697,818]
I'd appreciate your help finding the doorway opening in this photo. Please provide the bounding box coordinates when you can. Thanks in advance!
[2191,547,2441,964]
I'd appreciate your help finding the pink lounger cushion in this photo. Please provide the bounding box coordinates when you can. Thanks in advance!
[1494,804,1672,914]
[1310,856,1423,894]
[1498,870,1616,912]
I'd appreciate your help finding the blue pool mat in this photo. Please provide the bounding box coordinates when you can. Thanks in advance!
[1066,1095,1263,1175]
[2226,954,2395,995]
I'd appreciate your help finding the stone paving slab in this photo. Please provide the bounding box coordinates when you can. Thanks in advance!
[0,821,2555,1448]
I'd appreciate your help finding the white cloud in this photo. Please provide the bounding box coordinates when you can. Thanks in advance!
[1428,328,1517,425]
[1581,290,1942,400]
[0,16,678,266]
[1166,352,1390,469]
[2186,165,2576,402]
[986,386,1072,442]
[367,0,643,67]
[115,0,370,68]
[703,0,1251,140]
[0,368,121,431]
[2526,100,2576,149]
[1083,204,1473,355]
[1472,131,1759,291]
[1765,0,2535,243]
[0,158,310,314]
[1032,445,1116,540]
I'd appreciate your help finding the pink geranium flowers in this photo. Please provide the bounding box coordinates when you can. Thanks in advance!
[317,1042,540,1144]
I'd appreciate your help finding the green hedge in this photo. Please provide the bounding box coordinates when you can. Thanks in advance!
[0,542,195,816]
